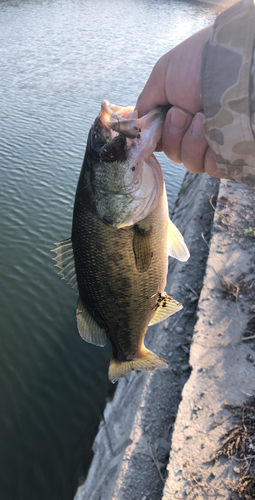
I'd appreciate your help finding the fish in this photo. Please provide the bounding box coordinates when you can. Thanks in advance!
[52,100,189,383]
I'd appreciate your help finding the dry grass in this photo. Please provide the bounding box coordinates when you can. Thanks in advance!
[220,271,255,305]
[220,276,239,301]
[214,398,255,499]
[242,315,255,341]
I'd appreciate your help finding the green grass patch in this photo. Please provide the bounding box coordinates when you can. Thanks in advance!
[244,227,255,238]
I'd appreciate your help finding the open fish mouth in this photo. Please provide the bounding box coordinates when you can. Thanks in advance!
[100,100,139,138]
[99,99,168,142]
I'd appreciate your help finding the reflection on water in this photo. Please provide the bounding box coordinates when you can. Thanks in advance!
[0,0,217,498]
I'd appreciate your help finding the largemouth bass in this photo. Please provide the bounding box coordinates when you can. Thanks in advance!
[52,100,189,382]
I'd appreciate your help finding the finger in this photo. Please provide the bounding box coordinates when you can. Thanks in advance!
[181,113,208,174]
[135,53,170,117]
[204,147,222,179]
[161,106,193,162]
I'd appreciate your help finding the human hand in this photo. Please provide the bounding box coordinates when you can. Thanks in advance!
[135,26,221,179]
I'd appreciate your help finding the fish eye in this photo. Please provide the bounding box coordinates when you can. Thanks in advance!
[93,140,105,152]
[132,166,135,171]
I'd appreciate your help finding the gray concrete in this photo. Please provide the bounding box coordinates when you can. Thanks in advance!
[163,180,255,499]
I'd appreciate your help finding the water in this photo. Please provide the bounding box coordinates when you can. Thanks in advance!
[0,0,217,498]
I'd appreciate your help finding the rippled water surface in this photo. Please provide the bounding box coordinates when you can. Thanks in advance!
[0,0,217,498]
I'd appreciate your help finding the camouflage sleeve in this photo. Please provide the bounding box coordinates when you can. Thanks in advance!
[201,0,255,188]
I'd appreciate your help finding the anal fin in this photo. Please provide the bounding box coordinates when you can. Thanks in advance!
[76,298,107,347]
[108,347,168,383]
[168,218,190,262]
[149,292,182,326]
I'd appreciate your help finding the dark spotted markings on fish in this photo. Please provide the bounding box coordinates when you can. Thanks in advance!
[52,100,189,382]
[99,134,127,163]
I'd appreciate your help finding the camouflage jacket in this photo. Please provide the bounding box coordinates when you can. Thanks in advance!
[201,0,255,188]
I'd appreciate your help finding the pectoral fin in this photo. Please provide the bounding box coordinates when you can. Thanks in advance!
[133,225,152,273]
[108,346,168,383]
[149,293,182,326]
[167,218,190,262]
[51,238,77,289]
[76,298,107,347]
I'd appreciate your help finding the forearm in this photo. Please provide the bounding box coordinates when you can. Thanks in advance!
[201,0,255,188]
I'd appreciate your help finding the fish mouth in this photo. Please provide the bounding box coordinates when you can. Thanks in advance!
[89,102,138,164]
[99,100,168,144]
[100,100,140,139]
[89,100,168,169]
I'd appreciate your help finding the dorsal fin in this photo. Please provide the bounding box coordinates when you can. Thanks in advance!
[149,293,182,326]
[76,298,107,347]
[167,218,190,262]
[51,238,77,289]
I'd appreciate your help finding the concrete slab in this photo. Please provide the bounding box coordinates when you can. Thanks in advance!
[163,180,255,500]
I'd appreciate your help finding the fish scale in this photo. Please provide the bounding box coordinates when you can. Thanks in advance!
[52,100,189,382]
[72,210,157,344]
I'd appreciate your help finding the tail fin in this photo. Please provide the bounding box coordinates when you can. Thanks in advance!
[108,347,168,383]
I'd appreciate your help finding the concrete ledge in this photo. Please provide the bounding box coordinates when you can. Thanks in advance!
[163,180,255,500]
